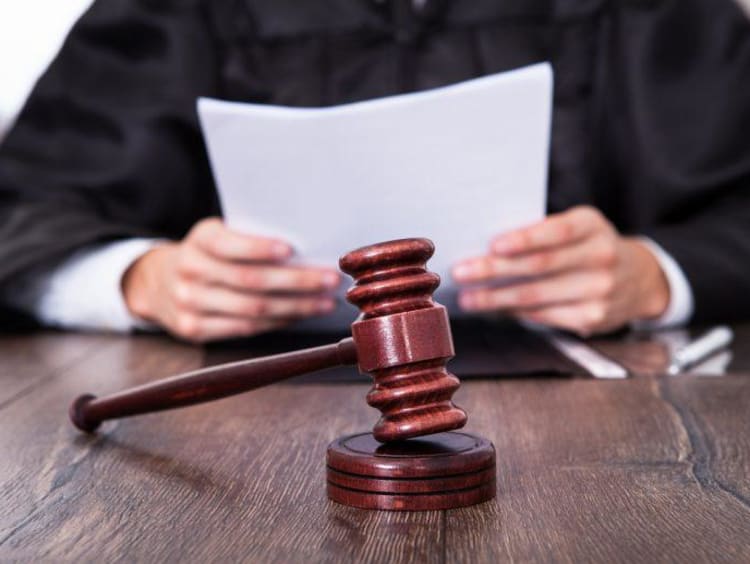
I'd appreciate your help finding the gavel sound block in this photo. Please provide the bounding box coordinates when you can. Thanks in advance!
[70,238,496,511]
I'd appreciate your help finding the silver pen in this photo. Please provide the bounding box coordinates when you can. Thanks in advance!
[666,326,734,376]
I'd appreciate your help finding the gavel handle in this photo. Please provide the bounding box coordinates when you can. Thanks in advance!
[70,337,358,433]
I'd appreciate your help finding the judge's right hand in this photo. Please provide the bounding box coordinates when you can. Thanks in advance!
[122,217,340,343]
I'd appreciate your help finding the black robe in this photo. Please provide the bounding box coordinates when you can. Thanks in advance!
[1,0,749,324]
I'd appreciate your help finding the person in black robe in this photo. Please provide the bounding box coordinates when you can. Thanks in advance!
[0,0,748,342]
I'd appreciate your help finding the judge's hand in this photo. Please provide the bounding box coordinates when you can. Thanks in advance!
[452,206,670,336]
[122,218,340,343]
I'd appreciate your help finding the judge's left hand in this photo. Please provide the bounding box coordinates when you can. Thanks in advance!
[452,206,670,336]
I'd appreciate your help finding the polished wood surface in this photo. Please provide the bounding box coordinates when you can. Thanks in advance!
[2,325,750,562]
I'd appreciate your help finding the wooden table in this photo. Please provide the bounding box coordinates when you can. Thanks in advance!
[2,325,749,562]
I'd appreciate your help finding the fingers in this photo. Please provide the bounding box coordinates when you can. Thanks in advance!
[177,246,340,293]
[459,270,615,312]
[490,206,610,256]
[173,282,336,319]
[453,234,617,284]
[188,217,293,262]
[451,206,655,337]
[170,316,290,344]
[167,280,336,342]
[125,218,342,343]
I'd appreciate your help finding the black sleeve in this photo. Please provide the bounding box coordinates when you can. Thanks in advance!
[599,0,750,323]
[0,0,220,289]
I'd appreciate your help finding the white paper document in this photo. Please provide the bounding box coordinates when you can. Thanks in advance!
[198,63,552,329]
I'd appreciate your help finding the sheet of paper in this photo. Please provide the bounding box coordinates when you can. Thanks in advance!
[198,62,552,329]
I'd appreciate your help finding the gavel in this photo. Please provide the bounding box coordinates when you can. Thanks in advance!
[70,238,496,511]
[70,238,466,441]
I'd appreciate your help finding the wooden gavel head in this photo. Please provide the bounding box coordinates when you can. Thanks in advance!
[340,238,467,442]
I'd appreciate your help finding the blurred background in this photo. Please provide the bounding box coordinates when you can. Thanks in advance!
[1,0,749,137]
[0,0,93,136]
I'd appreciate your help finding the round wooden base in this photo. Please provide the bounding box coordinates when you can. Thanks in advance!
[326,432,496,511]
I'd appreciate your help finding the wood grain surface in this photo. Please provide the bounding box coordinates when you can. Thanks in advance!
[1,327,749,562]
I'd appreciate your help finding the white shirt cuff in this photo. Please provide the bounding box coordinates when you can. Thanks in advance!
[10,238,161,332]
[632,237,694,330]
